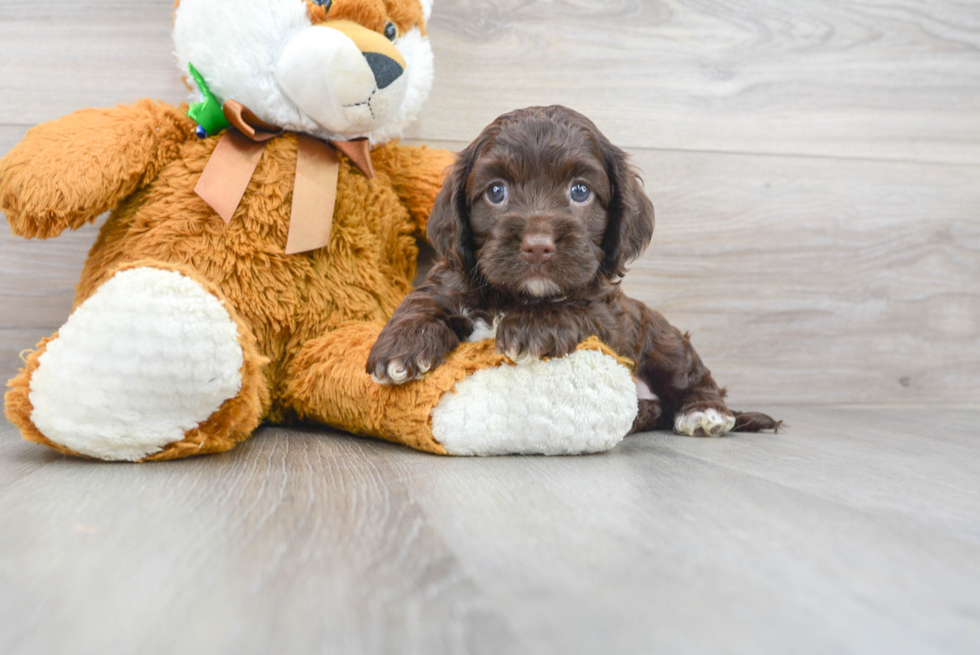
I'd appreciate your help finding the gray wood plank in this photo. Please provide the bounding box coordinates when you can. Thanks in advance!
[0,421,523,655]
[653,406,980,541]
[2,0,979,164]
[2,407,979,654]
[617,148,980,406]
[0,223,104,330]
[0,2,188,126]
[399,415,980,654]
[414,0,980,164]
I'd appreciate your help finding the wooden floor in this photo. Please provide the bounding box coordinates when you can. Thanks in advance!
[2,407,980,654]
[2,1,979,653]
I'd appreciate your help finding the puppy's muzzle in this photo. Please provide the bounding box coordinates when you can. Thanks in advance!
[521,234,555,264]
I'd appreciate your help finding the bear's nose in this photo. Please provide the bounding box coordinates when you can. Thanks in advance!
[521,234,556,264]
[363,52,404,89]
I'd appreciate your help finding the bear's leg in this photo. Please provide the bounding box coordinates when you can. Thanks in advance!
[282,322,639,456]
[5,262,270,462]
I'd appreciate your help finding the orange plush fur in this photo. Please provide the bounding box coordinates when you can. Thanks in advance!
[1,67,455,461]
[283,325,632,454]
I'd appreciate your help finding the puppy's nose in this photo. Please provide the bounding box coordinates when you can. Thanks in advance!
[521,234,555,264]
[363,52,404,89]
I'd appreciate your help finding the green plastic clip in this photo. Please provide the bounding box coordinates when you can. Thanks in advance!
[187,63,230,137]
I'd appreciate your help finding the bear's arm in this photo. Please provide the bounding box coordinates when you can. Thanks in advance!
[375,143,456,236]
[0,100,197,239]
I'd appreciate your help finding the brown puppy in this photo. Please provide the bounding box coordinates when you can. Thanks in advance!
[368,106,779,436]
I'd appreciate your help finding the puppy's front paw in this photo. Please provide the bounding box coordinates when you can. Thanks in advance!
[674,408,736,437]
[495,316,580,363]
[366,320,458,385]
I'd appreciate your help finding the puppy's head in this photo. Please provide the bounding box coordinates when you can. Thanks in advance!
[428,105,654,299]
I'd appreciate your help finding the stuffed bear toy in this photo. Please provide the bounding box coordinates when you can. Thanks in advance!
[0,0,639,462]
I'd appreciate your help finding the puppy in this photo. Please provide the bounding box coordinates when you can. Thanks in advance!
[367,106,779,436]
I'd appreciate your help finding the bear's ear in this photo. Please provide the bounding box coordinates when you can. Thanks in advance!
[598,138,655,277]
[426,130,495,276]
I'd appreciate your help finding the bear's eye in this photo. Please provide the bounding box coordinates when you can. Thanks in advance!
[313,0,331,9]
[486,183,507,205]
[570,183,592,204]
[384,21,398,41]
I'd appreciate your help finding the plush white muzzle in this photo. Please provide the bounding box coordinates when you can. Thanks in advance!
[276,23,409,135]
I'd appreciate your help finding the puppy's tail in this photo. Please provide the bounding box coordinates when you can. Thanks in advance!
[732,410,783,433]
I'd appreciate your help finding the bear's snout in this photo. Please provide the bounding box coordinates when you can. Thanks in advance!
[276,18,410,135]
[364,52,403,89]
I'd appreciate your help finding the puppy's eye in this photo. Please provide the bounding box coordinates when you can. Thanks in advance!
[313,0,332,9]
[486,183,507,205]
[384,22,398,41]
[570,183,592,203]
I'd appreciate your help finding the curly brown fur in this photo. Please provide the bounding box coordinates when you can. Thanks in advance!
[368,105,779,434]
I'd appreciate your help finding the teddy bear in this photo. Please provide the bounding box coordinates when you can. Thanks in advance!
[0,0,639,462]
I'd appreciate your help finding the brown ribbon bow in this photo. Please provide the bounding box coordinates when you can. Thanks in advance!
[194,100,376,255]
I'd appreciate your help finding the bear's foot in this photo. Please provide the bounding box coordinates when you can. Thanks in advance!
[284,322,638,456]
[431,348,638,456]
[6,264,268,461]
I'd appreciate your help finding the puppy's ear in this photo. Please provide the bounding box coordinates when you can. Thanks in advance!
[599,140,655,277]
[426,142,480,275]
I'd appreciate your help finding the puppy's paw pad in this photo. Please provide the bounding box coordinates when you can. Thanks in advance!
[674,408,736,437]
